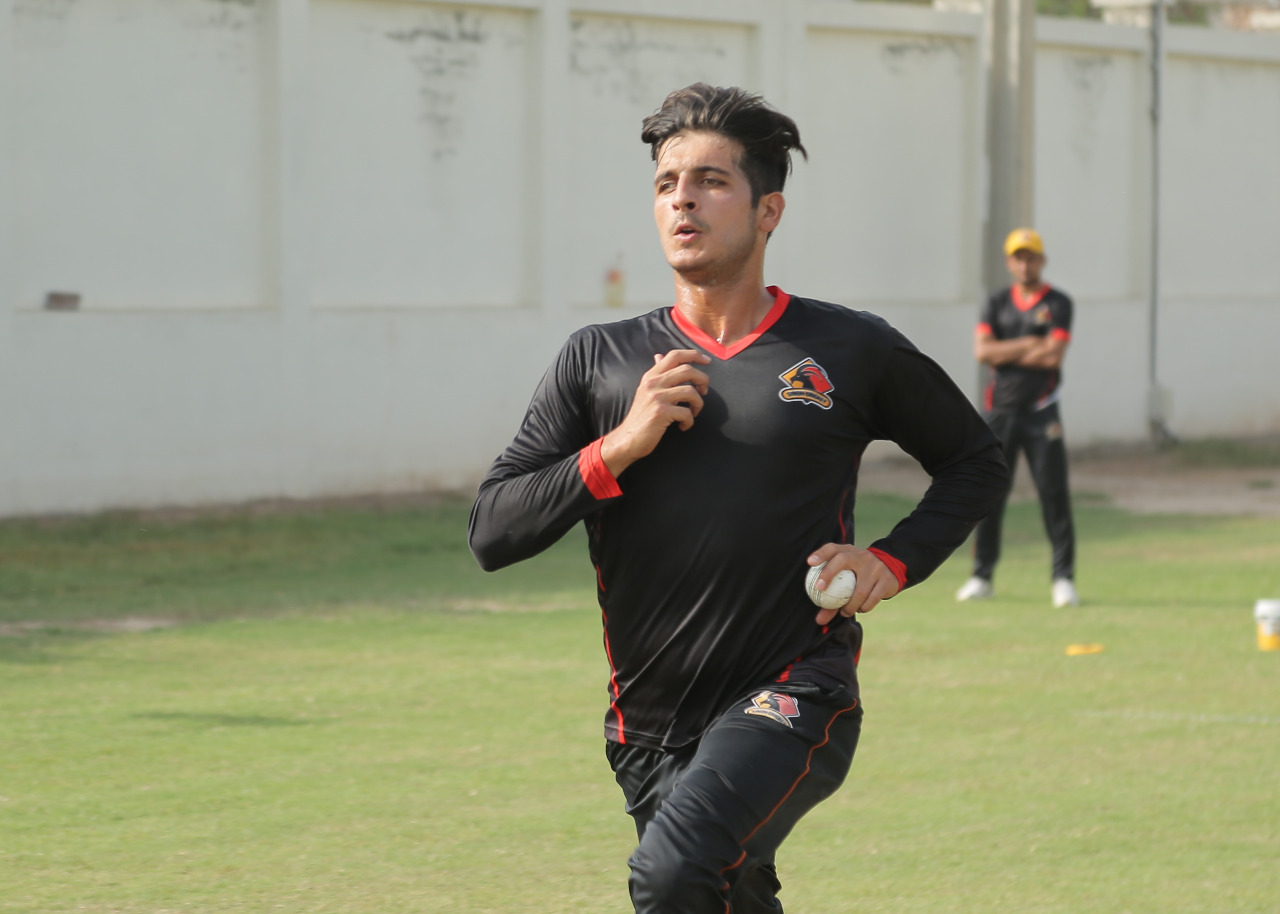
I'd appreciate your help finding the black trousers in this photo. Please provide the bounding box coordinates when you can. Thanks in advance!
[606,687,862,914]
[972,402,1076,582]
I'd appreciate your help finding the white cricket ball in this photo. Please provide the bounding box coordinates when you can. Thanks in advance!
[805,561,856,610]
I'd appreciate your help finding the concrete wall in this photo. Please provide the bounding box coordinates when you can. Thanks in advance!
[1,0,1277,516]
[1036,18,1280,441]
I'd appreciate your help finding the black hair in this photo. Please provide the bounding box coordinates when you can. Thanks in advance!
[640,83,807,205]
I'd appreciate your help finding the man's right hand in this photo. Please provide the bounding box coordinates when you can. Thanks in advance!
[600,349,711,478]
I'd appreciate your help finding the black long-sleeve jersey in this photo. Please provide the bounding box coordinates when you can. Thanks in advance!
[469,288,1008,750]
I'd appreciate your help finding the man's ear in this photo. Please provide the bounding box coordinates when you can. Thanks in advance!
[758,192,785,235]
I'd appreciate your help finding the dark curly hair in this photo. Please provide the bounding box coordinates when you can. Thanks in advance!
[640,83,807,206]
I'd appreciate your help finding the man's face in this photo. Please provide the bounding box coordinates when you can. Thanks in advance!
[652,130,777,283]
[1006,248,1045,286]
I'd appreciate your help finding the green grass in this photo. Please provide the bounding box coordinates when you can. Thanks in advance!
[2,491,1279,912]
[0,498,592,627]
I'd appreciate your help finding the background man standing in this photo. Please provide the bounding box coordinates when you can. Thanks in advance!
[470,83,1008,913]
[957,227,1079,608]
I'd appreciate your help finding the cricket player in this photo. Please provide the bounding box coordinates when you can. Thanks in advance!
[469,83,1009,913]
[956,227,1080,608]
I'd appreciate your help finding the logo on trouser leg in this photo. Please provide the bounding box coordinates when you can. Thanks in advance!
[745,691,800,727]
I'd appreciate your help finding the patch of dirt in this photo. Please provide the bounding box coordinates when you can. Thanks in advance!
[859,447,1280,516]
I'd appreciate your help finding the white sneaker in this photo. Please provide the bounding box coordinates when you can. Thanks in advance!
[1052,579,1079,608]
[956,577,993,602]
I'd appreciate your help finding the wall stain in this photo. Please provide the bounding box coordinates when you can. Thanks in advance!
[880,38,965,76]
[173,0,262,73]
[570,18,729,106]
[13,0,80,21]
[13,0,82,52]
[16,0,258,70]
[384,9,523,160]
[1063,54,1113,168]
[189,0,260,33]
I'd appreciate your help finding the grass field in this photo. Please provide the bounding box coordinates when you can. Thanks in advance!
[2,483,1279,913]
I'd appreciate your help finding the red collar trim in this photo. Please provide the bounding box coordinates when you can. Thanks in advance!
[670,286,791,360]
[1011,284,1051,312]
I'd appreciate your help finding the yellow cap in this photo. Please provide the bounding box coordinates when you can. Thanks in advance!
[1004,227,1044,256]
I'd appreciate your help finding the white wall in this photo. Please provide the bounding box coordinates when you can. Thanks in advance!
[1160,29,1280,435]
[1035,21,1153,441]
[1,0,1278,516]
[1035,18,1280,441]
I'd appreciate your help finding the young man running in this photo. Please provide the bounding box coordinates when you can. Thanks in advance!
[956,227,1080,608]
[469,83,1008,913]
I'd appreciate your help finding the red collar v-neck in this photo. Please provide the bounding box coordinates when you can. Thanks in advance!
[1011,284,1051,312]
[670,286,791,360]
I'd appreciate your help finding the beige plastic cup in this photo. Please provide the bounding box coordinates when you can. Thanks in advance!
[1255,599,1280,651]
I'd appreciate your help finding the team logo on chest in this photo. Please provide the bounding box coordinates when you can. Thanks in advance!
[778,358,835,409]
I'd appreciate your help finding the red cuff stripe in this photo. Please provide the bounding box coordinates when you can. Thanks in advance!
[868,548,908,590]
[578,439,622,500]
[1050,328,1071,342]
